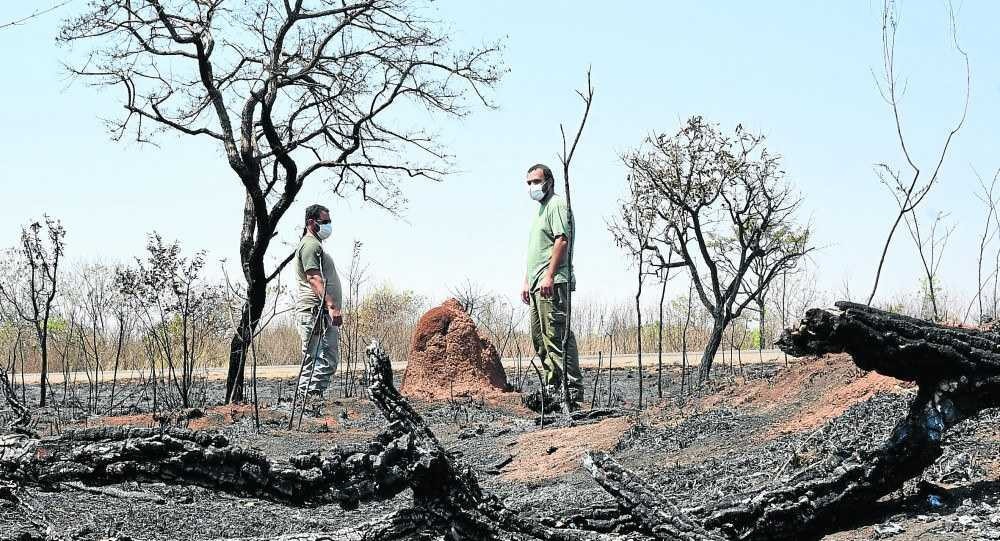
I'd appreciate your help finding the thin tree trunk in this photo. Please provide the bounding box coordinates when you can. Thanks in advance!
[657,276,666,399]
[698,318,727,383]
[636,277,643,410]
[591,351,602,410]
[606,333,614,408]
[226,278,266,403]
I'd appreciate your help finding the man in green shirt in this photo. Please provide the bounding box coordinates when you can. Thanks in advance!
[521,163,583,406]
[295,204,343,398]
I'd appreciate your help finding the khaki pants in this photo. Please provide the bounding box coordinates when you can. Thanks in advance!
[297,308,339,394]
[529,283,583,400]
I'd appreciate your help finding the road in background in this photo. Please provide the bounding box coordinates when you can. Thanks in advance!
[16,349,785,385]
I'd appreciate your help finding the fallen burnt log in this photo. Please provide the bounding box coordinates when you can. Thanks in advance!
[0,343,616,541]
[703,301,1000,539]
[581,301,1000,540]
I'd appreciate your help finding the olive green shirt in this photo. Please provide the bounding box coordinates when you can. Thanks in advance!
[294,233,343,314]
[525,194,575,292]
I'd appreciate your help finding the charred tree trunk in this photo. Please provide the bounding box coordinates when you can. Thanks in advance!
[225,207,271,404]
[697,318,727,383]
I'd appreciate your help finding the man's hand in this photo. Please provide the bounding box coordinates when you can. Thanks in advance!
[327,306,343,327]
[521,280,530,305]
[539,274,555,298]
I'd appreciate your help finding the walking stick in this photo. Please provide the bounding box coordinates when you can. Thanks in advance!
[288,308,326,430]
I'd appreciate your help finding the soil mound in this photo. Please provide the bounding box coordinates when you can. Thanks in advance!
[401,298,508,400]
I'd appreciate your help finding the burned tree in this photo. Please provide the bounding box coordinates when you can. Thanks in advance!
[609,171,667,409]
[624,117,811,382]
[865,0,969,306]
[115,234,224,409]
[59,0,503,402]
[0,217,66,407]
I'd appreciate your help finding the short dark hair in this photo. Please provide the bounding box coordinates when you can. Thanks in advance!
[527,163,555,185]
[304,204,329,225]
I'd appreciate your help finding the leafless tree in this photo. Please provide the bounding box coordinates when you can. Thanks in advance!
[624,116,812,383]
[0,217,66,407]
[59,0,504,402]
[965,168,1000,324]
[905,211,955,321]
[680,279,694,399]
[116,234,224,408]
[609,173,662,410]
[866,0,969,305]
[341,241,368,398]
[553,69,594,414]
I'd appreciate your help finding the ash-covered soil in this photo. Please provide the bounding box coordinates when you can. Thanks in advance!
[3,354,1000,540]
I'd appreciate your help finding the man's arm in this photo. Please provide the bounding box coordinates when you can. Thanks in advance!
[538,235,568,298]
[305,270,343,326]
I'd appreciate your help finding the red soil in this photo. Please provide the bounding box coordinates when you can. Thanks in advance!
[401,299,509,400]
[502,416,632,483]
[704,353,913,435]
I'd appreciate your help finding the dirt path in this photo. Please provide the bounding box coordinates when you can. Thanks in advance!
[16,350,784,385]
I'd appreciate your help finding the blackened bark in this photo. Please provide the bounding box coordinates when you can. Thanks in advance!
[225,241,269,403]
[697,319,727,383]
[584,452,726,541]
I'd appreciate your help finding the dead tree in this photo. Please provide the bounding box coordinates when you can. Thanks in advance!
[865,0,969,305]
[555,69,595,415]
[904,211,955,321]
[0,217,66,407]
[624,117,812,383]
[59,0,503,403]
[965,168,1000,324]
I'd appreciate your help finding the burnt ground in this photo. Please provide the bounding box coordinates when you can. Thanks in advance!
[3,354,1000,540]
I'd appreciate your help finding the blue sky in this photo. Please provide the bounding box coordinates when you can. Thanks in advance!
[1,1,997,311]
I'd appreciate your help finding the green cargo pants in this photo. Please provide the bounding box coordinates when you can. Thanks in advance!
[529,283,584,401]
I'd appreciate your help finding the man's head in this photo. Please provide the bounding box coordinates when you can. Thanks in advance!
[303,204,332,240]
[526,163,554,202]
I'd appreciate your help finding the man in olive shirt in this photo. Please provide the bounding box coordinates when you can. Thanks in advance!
[295,204,343,397]
[520,164,583,405]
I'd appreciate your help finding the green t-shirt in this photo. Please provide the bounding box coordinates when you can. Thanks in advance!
[294,233,343,313]
[525,194,575,291]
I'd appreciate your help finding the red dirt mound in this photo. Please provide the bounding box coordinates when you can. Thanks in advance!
[401,298,509,400]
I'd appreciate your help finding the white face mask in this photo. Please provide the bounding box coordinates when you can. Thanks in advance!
[316,222,333,240]
[529,184,546,202]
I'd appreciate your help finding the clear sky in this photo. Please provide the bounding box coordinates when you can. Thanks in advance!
[1,1,997,312]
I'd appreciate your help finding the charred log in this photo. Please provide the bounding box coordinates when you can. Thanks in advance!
[0,342,622,540]
[697,301,997,539]
[583,452,725,541]
[581,301,1000,540]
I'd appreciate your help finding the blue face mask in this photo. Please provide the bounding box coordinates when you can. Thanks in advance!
[529,184,546,201]
[317,222,333,240]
